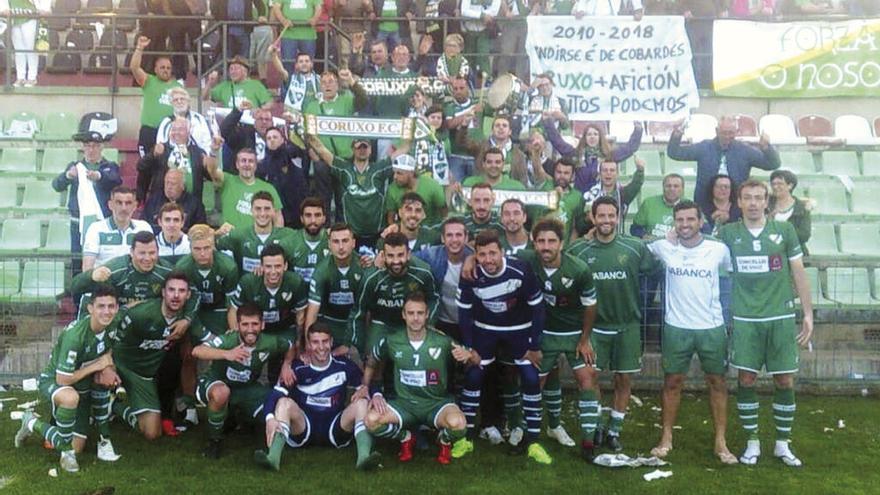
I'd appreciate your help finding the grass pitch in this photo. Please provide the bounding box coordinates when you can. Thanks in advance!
[0,391,877,495]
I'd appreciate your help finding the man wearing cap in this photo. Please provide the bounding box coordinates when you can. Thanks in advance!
[308,135,411,249]
[384,156,448,228]
[204,56,274,110]
[52,132,122,274]
[130,35,183,160]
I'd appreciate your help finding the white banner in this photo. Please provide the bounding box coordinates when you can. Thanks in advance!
[525,16,700,121]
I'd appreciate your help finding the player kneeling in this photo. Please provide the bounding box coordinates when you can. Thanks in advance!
[356,292,477,465]
[255,322,378,471]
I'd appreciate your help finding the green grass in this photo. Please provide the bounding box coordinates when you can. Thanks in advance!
[0,391,878,495]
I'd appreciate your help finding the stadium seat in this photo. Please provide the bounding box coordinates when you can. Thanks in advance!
[682,113,718,143]
[0,148,38,174]
[65,29,96,51]
[803,267,832,307]
[19,181,64,212]
[41,219,70,254]
[805,223,838,257]
[839,224,880,258]
[608,121,651,145]
[3,111,41,139]
[0,219,41,252]
[83,0,114,12]
[0,261,21,301]
[103,148,120,164]
[47,0,80,31]
[862,151,880,177]
[874,117,880,138]
[41,148,79,176]
[0,181,19,210]
[758,114,806,145]
[834,115,880,146]
[826,267,873,306]
[778,151,817,175]
[851,183,880,216]
[734,113,758,143]
[39,112,80,141]
[648,121,677,143]
[620,150,662,178]
[14,261,66,303]
[805,181,849,216]
[796,114,843,146]
[115,0,139,32]
[84,53,116,74]
[821,151,860,176]
[47,52,83,74]
[98,29,129,50]
[664,159,697,178]
[640,180,663,200]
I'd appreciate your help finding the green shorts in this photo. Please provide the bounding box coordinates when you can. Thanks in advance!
[730,317,799,375]
[591,323,642,373]
[196,377,270,420]
[539,332,584,375]
[387,397,457,430]
[115,361,160,415]
[661,324,728,375]
[38,377,91,438]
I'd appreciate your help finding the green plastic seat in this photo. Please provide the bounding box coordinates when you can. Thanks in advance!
[851,184,880,216]
[41,218,70,254]
[0,147,38,173]
[839,224,880,258]
[41,148,79,175]
[20,181,64,211]
[806,182,849,215]
[639,180,663,200]
[0,181,19,209]
[2,111,41,139]
[0,260,21,301]
[102,148,120,164]
[663,159,697,178]
[778,151,817,175]
[805,223,838,256]
[821,151,860,176]
[13,261,66,302]
[0,219,41,251]
[803,267,834,307]
[621,150,662,178]
[862,151,880,177]
[826,267,873,305]
[39,112,79,141]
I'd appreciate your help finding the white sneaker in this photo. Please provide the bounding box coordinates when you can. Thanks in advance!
[773,440,802,467]
[97,438,121,462]
[23,80,36,88]
[12,79,24,88]
[14,410,34,448]
[479,426,504,445]
[185,408,199,425]
[547,425,576,447]
[739,439,761,465]
[60,450,80,473]
[508,426,524,447]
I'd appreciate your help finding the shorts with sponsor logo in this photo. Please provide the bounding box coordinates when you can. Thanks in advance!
[661,324,728,375]
[730,317,798,375]
[539,331,584,375]
[286,410,352,448]
[591,323,641,373]
[38,376,92,437]
[473,329,531,367]
[387,397,456,431]
[115,360,161,415]
[196,377,269,420]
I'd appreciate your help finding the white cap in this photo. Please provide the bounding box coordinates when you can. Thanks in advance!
[392,154,416,172]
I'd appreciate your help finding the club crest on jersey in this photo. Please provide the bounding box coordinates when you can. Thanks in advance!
[258,352,269,362]
[769,234,783,245]
[428,347,441,360]
[282,291,292,301]
[561,277,573,288]
[66,350,78,364]
[394,351,403,358]
[408,282,419,292]
[354,273,362,282]
[544,280,553,291]
[587,257,597,264]
[96,342,105,354]
[617,253,628,265]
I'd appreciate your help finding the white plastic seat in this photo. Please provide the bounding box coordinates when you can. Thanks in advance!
[758,114,806,145]
[834,115,880,146]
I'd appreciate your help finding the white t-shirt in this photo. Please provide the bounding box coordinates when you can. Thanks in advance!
[648,237,732,330]
[82,218,153,267]
[158,232,191,259]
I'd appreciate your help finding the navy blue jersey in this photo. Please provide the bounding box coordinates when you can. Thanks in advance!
[264,356,363,422]
[457,256,545,350]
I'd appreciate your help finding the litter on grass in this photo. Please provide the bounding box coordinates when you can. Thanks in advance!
[594,454,668,468]
[21,379,37,392]
[48,469,58,478]
[823,427,834,433]
[630,396,644,407]
[17,400,38,410]
[643,469,673,481]
[838,420,846,429]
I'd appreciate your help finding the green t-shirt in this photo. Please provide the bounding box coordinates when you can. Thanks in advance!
[718,220,802,320]
[210,79,274,109]
[376,226,441,253]
[201,332,291,387]
[303,91,358,159]
[218,173,283,230]
[384,175,447,227]
[378,0,400,32]
[567,235,655,328]
[275,0,320,40]
[279,229,329,282]
[308,255,366,344]
[462,212,505,240]
[517,250,596,335]
[140,74,181,127]
[461,175,525,191]
[375,67,416,117]
[71,255,173,307]
[538,181,584,242]
[40,317,113,391]
[174,251,240,315]
[632,195,676,239]
[231,271,309,336]
[216,225,297,274]
[371,329,454,404]
[329,157,394,237]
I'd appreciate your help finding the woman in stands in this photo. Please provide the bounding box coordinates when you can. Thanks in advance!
[542,119,643,193]
[769,169,812,253]
[701,174,741,235]
[0,0,49,87]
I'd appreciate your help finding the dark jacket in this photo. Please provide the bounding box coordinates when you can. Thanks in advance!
[220,106,263,172]
[210,0,265,33]
[769,195,812,254]
[414,244,474,285]
[454,128,529,188]
[136,143,208,205]
[256,143,310,229]
[142,189,208,231]
[53,159,122,219]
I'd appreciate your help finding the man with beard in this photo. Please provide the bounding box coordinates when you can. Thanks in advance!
[384,158,447,228]
[379,193,441,253]
[462,148,526,191]
[499,198,531,255]
[156,88,213,154]
[205,141,284,231]
[216,191,296,274]
[536,158,583,242]
[279,197,330,283]
[462,183,505,241]
[567,196,656,453]
[444,76,487,182]
[457,117,529,188]
[193,303,292,459]
[271,47,320,117]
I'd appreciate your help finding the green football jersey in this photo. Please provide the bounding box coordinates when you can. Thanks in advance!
[216,225,297,274]
[376,226,441,253]
[308,255,366,328]
[201,332,291,388]
[384,174,448,228]
[567,235,654,328]
[175,251,240,332]
[517,250,596,335]
[538,181,584,241]
[279,229,329,283]
[500,235,532,256]
[462,212,505,240]
[719,220,802,320]
[40,316,113,391]
[329,157,394,237]
[350,258,438,345]
[372,329,454,405]
[461,175,525,191]
[231,272,309,335]
[112,299,213,377]
[71,255,173,306]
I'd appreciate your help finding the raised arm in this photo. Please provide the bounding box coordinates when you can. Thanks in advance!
[130,36,151,87]
[307,135,335,165]
[205,136,226,186]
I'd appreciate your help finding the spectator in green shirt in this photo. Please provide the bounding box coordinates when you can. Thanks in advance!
[384,154,448,228]
[203,56,274,110]
[130,35,182,161]
[272,0,323,72]
[630,173,684,241]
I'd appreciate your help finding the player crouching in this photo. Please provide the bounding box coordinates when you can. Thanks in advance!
[255,322,378,471]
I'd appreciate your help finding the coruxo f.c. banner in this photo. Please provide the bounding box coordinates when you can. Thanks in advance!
[525,15,700,121]
[713,18,880,98]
